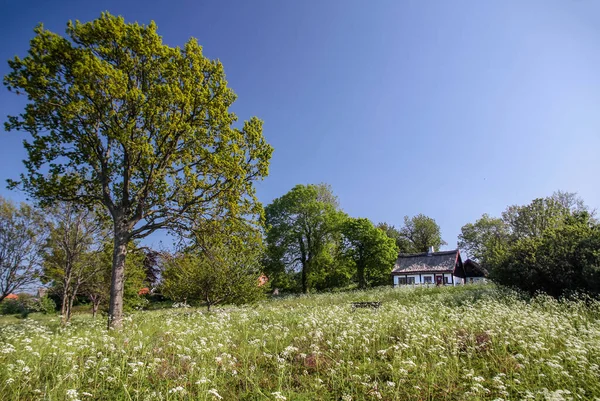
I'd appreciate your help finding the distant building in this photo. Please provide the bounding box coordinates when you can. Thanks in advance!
[258,274,269,287]
[391,247,488,286]
[4,293,18,300]
[463,259,488,284]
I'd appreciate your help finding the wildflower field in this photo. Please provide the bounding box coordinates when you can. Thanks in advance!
[1,285,600,401]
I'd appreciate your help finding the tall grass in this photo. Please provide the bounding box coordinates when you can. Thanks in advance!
[1,285,599,400]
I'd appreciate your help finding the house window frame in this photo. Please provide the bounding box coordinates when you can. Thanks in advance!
[423,275,433,284]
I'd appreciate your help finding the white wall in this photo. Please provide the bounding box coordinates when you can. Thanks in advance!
[393,274,470,286]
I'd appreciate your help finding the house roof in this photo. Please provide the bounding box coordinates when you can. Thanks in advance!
[392,250,460,274]
[463,259,488,278]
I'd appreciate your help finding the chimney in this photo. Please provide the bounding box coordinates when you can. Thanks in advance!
[428,246,434,255]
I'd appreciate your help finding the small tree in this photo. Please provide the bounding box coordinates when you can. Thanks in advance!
[80,247,112,318]
[42,203,108,323]
[162,246,264,311]
[0,197,47,302]
[80,242,146,317]
[4,13,272,328]
[342,218,398,288]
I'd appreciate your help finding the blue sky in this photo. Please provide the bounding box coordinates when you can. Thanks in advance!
[1,0,599,251]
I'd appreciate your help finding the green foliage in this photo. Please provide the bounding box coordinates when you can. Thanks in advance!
[4,12,272,327]
[161,245,265,311]
[264,184,347,293]
[376,222,412,253]
[0,294,54,318]
[122,247,148,311]
[501,197,571,240]
[460,191,600,297]
[0,300,23,316]
[342,218,398,288]
[4,13,272,227]
[399,214,447,253]
[458,213,509,265]
[36,295,57,315]
[494,212,600,297]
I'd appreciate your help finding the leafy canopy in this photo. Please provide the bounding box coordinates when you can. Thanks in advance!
[400,214,447,253]
[4,13,273,240]
[459,191,600,297]
[4,13,273,327]
[341,218,398,288]
[264,184,346,293]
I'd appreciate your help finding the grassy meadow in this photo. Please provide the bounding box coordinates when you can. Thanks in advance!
[1,285,600,400]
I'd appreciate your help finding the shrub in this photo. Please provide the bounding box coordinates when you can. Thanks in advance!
[0,299,23,315]
[36,296,56,315]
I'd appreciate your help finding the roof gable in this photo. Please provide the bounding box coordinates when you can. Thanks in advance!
[463,259,489,278]
[392,250,461,274]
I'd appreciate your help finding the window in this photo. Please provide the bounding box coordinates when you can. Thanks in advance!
[444,276,450,284]
[398,277,407,285]
[423,276,433,284]
[407,277,415,284]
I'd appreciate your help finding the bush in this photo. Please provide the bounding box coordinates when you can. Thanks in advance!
[1,294,57,317]
[36,296,56,314]
[0,299,24,315]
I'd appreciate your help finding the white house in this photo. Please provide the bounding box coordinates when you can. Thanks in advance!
[391,248,471,286]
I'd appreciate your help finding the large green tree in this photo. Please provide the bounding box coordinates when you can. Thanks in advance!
[342,218,398,288]
[264,184,345,293]
[4,14,272,327]
[400,214,447,253]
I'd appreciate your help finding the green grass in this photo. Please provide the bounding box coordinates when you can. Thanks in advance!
[1,285,599,400]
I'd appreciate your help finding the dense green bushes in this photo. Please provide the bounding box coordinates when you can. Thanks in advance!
[0,294,56,318]
[460,192,600,297]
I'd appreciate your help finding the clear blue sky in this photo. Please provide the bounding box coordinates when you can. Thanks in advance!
[1,0,599,251]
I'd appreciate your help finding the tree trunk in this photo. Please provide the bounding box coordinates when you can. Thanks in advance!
[60,286,69,325]
[357,262,366,290]
[92,300,99,318]
[301,261,308,294]
[108,231,128,329]
[299,237,309,294]
[66,294,75,322]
